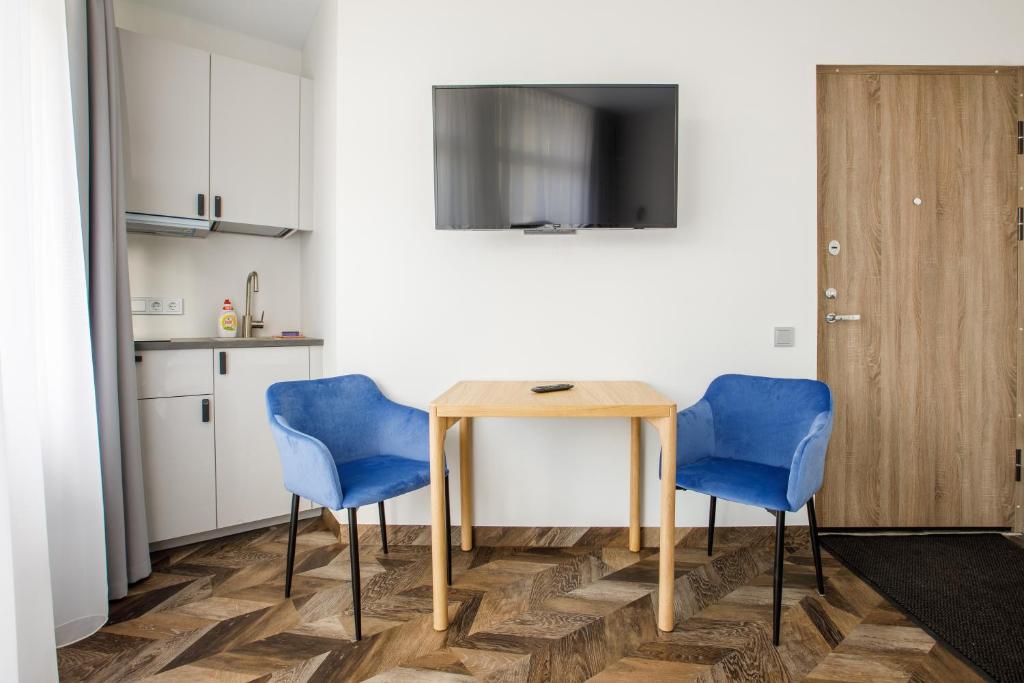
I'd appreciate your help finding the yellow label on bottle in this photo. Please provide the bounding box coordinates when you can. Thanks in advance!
[220,312,237,331]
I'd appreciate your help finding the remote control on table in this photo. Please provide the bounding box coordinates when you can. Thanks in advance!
[531,383,574,393]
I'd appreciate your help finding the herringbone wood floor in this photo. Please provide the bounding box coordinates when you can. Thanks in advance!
[57,515,983,681]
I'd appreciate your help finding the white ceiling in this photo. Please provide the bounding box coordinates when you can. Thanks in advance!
[131,0,322,48]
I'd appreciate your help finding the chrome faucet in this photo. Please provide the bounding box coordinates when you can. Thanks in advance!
[242,271,264,338]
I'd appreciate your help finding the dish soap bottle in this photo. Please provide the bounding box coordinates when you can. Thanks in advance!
[218,299,238,337]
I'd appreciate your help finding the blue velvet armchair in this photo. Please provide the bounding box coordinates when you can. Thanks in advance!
[265,374,450,641]
[671,374,833,645]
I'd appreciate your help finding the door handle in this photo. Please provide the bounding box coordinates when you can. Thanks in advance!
[214,195,222,218]
[201,398,210,422]
[219,351,227,374]
[825,313,861,324]
[197,193,205,216]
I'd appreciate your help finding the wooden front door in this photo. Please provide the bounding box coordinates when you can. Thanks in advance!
[817,66,1019,528]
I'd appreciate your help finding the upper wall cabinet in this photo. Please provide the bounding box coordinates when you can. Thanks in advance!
[119,30,311,236]
[211,55,300,232]
[120,30,210,221]
[299,78,314,231]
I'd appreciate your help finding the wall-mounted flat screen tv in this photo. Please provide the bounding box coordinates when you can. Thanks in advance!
[433,84,678,231]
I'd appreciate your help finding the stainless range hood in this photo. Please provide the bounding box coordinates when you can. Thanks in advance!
[126,213,212,238]
[126,213,298,239]
[214,221,297,238]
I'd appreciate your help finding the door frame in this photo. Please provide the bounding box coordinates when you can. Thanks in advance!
[816,65,1024,532]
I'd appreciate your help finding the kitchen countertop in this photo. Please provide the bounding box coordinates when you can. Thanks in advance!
[134,337,324,351]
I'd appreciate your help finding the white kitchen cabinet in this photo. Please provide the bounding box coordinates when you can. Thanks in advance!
[299,77,314,231]
[136,344,320,544]
[139,395,217,542]
[210,55,300,231]
[136,349,213,399]
[119,30,210,221]
[303,344,324,510]
[213,346,310,527]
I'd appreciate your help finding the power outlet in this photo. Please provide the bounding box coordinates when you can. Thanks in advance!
[131,297,184,315]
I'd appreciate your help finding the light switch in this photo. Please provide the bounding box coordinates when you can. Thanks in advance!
[773,326,795,347]
[131,297,147,314]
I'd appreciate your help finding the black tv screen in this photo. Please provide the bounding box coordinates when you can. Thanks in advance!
[433,85,678,230]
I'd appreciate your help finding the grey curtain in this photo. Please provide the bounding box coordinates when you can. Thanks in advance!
[85,0,151,599]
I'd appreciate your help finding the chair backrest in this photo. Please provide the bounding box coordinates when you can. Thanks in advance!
[704,374,832,470]
[265,374,390,464]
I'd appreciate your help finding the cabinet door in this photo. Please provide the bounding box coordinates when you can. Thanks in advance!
[214,347,309,527]
[119,30,210,220]
[139,396,217,542]
[210,55,300,230]
[299,77,314,231]
[135,349,213,399]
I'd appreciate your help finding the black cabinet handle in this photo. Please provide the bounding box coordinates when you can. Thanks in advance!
[201,398,210,423]
[134,354,142,363]
[197,193,205,216]
[219,351,227,375]
[214,195,222,218]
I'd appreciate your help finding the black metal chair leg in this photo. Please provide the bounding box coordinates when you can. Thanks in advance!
[347,507,362,641]
[444,473,452,586]
[772,510,785,646]
[284,494,300,598]
[807,497,824,595]
[707,496,717,556]
[378,501,388,554]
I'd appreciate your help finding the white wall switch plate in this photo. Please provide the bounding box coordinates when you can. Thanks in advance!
[773,326,795,347]
[133,297,184,315]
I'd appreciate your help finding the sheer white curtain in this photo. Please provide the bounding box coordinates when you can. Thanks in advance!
[502,88,597,226]
[0,0,109,675]
[435,87,598,228]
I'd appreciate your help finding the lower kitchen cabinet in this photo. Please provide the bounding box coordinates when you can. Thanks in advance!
[139,394,216,542]
[213,346,309,527]
[135,342,323,546]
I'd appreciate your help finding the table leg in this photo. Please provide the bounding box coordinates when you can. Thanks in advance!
[460,417,473,551]
[429,409,449,631]
[629,417,641,552]
[652,412,677,632]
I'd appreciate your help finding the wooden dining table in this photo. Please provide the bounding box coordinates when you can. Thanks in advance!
[427,380,678,632]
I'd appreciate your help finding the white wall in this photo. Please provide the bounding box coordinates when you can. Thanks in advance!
[299,0,338,369]
[330,0,1024,529]
[114,1,309,340]
[113,0,302,74]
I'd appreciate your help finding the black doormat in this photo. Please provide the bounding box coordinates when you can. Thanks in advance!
[820,533,1024,683]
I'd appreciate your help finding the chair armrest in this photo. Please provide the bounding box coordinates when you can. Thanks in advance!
[269,415,344,509]
[785,410,834,511]
[677,398,716,466]
[375,398,430,462]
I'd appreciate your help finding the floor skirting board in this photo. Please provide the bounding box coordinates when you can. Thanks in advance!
[318,508,821,548]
